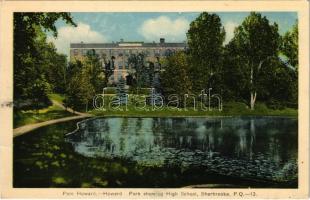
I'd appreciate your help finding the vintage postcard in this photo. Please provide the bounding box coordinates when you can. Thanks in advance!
[0,0,309,199]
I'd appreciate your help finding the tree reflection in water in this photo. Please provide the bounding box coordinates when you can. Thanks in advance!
[66,117,297,182]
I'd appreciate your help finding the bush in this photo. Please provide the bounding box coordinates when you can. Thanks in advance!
[15,77,52,110]
[129,87,151,95]
[254,102,270,113]
[266,99,286,110]
[104,87,116,94]
[223,101,248,112]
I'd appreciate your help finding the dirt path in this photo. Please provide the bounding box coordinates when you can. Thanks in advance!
[13,100,93,137]
[51,100,86,116]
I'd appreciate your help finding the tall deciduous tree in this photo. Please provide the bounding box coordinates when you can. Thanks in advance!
[14,12,76,108]
[187,12,225,93]
[128,53,148,89]
[65,63,95,112]
[34,27,68,94]
[278,21,298,107]
[83,50,106,93]
[227,12,280,110]
[161,51,192,106]
[282,21,298,68]
[65,51,106,111]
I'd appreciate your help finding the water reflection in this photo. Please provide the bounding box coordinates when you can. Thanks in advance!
[66,117,297,182]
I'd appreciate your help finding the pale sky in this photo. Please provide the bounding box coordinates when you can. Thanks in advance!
[48,12,298,56]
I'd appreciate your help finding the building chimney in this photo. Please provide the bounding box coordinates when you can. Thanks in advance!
[160,38,165,44]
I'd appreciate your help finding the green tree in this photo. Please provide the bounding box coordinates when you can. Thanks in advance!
[102,56,115,87]
[128,53,148,89]
[65,51,106,111]
[258,59,297,109]
[227,12,280,110]
[23,75,52,110]
[83,50,106,93]
[222,43,249,102]
[34,27,68,93]
[65,69,95,112]
[282,21,298,68]
[14,12,76,109]
[49,53,68,93]
[187,12,225,93]
[279,21,298,107]
[161,51,192,106]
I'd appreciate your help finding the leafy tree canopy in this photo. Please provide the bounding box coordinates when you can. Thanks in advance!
[187,12,225,93]
[281,21,298,68]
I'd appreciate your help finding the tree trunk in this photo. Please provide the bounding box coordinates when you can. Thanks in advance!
[85,101,88,112]
[249,65,256,110]
[250,91,257,110]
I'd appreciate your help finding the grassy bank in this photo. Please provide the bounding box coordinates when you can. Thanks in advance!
[89,102,297,117]
[14,93,297,129]
[14,94,74,128]
[48,93,66,103]
[14,105,75,128]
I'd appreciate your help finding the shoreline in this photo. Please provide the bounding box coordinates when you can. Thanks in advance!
[13,115,92,138]
[90,114,298,118]
[13,113,297,138]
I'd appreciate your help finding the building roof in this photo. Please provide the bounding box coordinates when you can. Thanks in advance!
[70,42,187,49]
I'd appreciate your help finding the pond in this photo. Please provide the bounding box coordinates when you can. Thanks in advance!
[14,116,298,188]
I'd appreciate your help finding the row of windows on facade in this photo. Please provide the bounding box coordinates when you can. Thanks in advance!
[105,63,159,70]
[104,59,131,70]
[106,61,161,71]
[72,48,181,57]
[109,70,160,82]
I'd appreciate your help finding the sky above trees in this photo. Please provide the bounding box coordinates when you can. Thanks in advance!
[48,12,297,56]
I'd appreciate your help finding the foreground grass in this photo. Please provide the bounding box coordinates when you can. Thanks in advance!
[89,102,297,117]
[14,103,75,129]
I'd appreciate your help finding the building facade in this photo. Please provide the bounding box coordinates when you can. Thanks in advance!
[70,38,187,84]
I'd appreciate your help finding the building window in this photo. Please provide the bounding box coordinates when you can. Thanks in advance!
[165,49,173,56]
[87,49,96,55]
[73,49,78,56]
[155,49,160,57]
[119,65,123,70]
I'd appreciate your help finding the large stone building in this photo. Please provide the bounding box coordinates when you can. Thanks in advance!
[70,38,187,84]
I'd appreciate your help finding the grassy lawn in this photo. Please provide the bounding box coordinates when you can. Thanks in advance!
[89,101,297,117]
[14,92,297,129]
[14,94,75,128]
[48,93,66,103]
